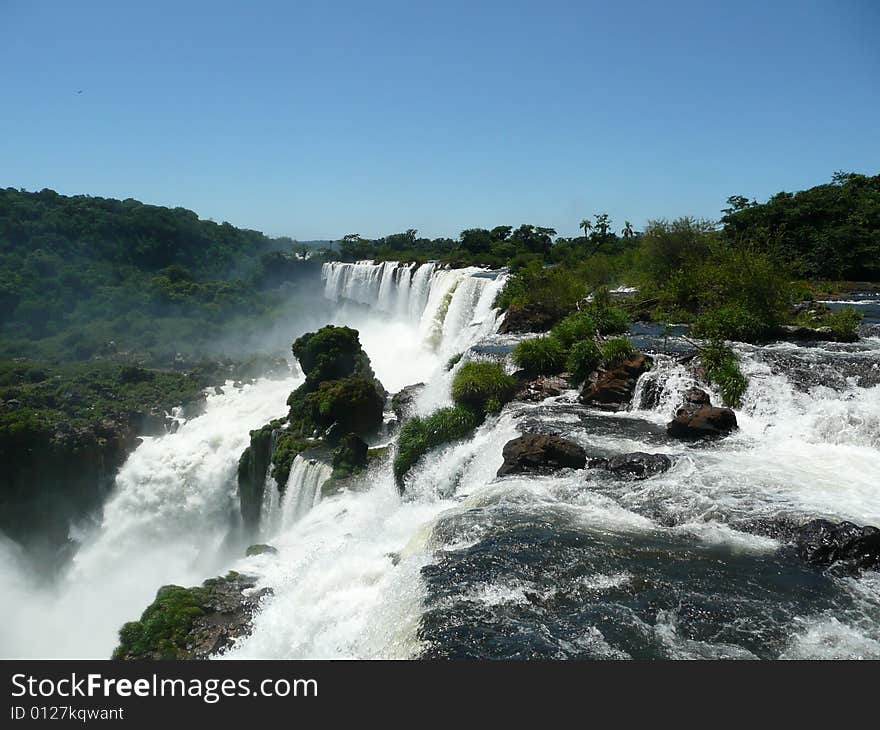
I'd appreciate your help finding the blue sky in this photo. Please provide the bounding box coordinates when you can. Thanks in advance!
[2,0,878,239]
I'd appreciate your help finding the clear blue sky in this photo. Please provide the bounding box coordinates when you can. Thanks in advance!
[2,0,878,240]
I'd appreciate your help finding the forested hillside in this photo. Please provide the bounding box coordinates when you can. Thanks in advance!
[0,188,322,363]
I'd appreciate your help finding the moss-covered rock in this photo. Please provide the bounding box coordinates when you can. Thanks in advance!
[238,326,387,532]
[113,572,270,660]
[307,376,385,438]
[237,423,276,532]
[291,325,379,390]
[331,433,369,479]
[245,544,278,557]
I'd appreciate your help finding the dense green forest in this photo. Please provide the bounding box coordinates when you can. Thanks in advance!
[0,187,325,364]
[335,172,878,343]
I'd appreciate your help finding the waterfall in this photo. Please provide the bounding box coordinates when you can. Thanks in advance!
[0,376,298,658]
[320,261,507,396]
[279,456,333,529]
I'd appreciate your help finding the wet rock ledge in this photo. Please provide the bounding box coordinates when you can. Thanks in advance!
[112,572,270,660]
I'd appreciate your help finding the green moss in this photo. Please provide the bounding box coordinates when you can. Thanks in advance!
[331,433,369,479]
[512,336,566,376]
[450,361,517,415]
[394,406,482,486]
[305,376,385,436]
[601,338,638,367]
[113,584,210,659]
[270,429,310,488]
[566,340,603,384]
[445,353,463,371]
[291,325,376,387]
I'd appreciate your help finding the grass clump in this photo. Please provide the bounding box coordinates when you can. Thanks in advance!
[601,338,638,367]
[550,311,598,349]
[700,340,749,407]
[394,406,482,485]
[566,340,603,385]
[450,361,517,415]
[512,336,567,376]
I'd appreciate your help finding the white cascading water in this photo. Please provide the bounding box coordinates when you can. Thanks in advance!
[2,263,878,660]
[0,376,298,658]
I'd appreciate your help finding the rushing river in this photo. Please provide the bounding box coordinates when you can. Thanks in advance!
[1,263,878,659]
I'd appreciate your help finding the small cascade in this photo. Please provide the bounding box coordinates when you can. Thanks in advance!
[279,455,333,529]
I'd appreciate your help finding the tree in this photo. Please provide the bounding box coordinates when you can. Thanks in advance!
[621,221,635,239]
[579,218,592,239]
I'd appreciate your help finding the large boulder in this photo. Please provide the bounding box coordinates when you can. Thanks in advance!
[391,383,425,421]
[497,304,558,334]
[497,434,587,477]
[291,325,382,393]
[515,374,570,402]
[667,406,738,439]
[113,572,271,660]
[795,518,880,571]
[588,452,673,479]
[579,355,652,411]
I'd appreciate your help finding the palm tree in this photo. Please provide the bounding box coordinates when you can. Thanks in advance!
[621,221,634,239]
[579,218,592,239]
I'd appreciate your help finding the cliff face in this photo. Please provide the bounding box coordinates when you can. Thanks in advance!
[0,361,218,559]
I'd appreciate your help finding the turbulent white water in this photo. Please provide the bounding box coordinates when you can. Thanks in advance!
[1,267,878,660]
[0,377,298,657]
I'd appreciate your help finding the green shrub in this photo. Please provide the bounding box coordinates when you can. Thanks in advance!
[601,338,637,367]
[700,340,749,407]
[581,302,630,335]
[512,337,566,375]
[551,311,597,349]
[450,361,517,415]
[566,340,603,384]
[825,307,863,341]
[692,304,775,343]
[393,406,482,484]
[494,261,586,322]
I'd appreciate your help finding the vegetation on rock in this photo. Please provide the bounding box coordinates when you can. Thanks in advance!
[512,337,567,376]
[450,361,517,416]
[394,406,482,486]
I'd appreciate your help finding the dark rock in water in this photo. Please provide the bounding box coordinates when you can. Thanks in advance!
[516,374,570,402]
[730,516,801,542]
[778,324,854,343]
[682,387,711,410]
[579,355,652,411]
[666,389,736,440]
[245,544,278,557]
[391,383,425,421]
[588,452,673,479]
[497,434,587,477]
[497,304,558,334]
[113,572,271,660]
[795,519,880,571]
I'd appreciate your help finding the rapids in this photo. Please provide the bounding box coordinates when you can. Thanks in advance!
[1,264,878,660]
